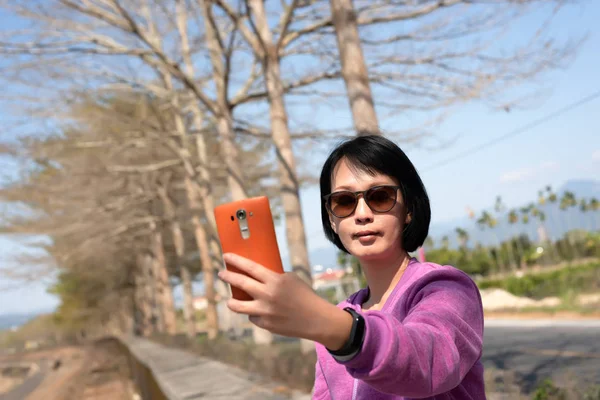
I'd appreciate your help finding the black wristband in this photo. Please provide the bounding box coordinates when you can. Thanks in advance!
[327,307,366,357]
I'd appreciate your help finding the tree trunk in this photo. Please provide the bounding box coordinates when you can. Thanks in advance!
[180,264,197,340]
[148,0,218,339]
[117,292,134,336]
[198,0,248,201]
[134,254,153,336]
[151,226,177,335]
[159,187,195,339]
[194,135,238,334]
[200,0,270,344]
[249,0,314,352]
[176,1,236,336]
[143,253,162,334]
[185,176,219,340]
[157,81,219,339]
[329,0,379,134]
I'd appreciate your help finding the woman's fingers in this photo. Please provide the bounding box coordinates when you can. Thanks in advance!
[223,253,277,282]
[227,298,262,316]
[218,269,263,298]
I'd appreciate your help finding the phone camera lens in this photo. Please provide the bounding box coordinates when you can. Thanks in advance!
[236,210,247,220]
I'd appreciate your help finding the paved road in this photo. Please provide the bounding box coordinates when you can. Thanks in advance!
[3,323,599,398]
[483,321,600,394]
[0,363,47,400]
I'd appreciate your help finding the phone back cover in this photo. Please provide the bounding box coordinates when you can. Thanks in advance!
[214,196,284,300]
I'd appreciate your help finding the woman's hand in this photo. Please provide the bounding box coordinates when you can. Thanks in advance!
[218,253,353,349]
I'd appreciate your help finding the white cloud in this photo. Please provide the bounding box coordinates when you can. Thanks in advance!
[592,150,600,162]
[500,168,536,183]
[500,161,559,184]
[539,161,559,170]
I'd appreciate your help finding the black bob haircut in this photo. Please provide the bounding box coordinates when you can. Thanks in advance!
[319,134,431,254]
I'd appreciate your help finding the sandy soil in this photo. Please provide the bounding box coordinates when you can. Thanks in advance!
[0,376,23,394]
[0,340,134,400]
[26,339,134,400]
[480,288,600,317]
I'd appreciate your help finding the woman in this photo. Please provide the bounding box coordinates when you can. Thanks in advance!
[219,135,486,399]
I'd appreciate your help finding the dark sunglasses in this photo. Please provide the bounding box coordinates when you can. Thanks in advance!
[324,185,402,218]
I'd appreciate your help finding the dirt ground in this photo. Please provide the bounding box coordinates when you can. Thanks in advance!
[485,310,600,319]
[1,339,135,400]
[0,375,24,394]
[33,339,134,400]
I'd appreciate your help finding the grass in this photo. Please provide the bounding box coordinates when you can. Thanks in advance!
[484,368,600,400]
[484,301,600,317]
[0,314,62,351]
[477,261,600,300]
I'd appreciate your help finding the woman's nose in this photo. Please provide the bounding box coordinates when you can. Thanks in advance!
[354,197,374,222]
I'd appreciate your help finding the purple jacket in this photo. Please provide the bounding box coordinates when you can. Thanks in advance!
[313,258,486,399]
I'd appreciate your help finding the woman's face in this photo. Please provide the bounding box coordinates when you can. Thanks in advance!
[329,158,410,262]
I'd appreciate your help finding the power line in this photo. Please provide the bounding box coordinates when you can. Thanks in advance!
[422,90,600,172]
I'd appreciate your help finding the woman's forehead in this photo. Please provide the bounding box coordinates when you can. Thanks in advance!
[331,159,396,187]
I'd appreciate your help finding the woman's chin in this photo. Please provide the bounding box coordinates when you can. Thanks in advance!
[348,243,388,261]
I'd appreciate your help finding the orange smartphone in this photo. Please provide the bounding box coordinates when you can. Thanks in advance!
[214,196,285,301]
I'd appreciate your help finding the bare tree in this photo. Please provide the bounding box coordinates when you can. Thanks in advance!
[272,0,581,141]
[149,221,177,335]
[0,0,583,345]
[329,0,379,133]
[205,0,315,347]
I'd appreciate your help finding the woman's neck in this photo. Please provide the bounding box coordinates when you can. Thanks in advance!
[361,250,411,311]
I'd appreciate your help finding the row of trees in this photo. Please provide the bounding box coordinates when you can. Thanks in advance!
[425,230,599,278]
[0,0,580,347]
[424,187,599,277]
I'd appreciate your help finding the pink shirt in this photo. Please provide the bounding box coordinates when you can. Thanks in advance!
[313,258,486,399]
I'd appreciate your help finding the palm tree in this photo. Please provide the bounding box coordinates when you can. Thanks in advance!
[531,205,555,264]
[455,228,471,267]
[520,205,531,224]
[536,189,550,240]
[538,190,546,205]
[560,190,579,257]
[494,196,518,271]
[477,211,503,274]
[424,236,435,249]
[337,249,349,270]
[579,198,589,232]
[507,209,526,270]
[590,197,599,232]
[545,185,558,237]
[544,185,565,258]
[337,249,362,283]
[441,235,450,249]
[508,209,519,224]
[455,228,469,250]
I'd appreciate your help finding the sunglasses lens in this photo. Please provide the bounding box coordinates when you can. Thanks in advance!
[367,187,397,212]
[329,192,357,217]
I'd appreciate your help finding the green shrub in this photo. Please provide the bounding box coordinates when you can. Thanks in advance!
[477,262,600,299]
[532,379,567,400]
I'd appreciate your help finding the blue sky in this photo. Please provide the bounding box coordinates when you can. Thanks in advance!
[1,2,599,315]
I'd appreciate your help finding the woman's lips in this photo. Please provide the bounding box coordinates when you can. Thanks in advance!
[353,230,380,242]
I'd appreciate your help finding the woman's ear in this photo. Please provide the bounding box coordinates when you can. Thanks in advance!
[405,212,412,225]
[329,213,338,234]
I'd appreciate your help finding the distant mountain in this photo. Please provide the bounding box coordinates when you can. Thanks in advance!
[560,179,600,199]
[0,313,37,331]
[306,180,600,266]
[429,179,600,248]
